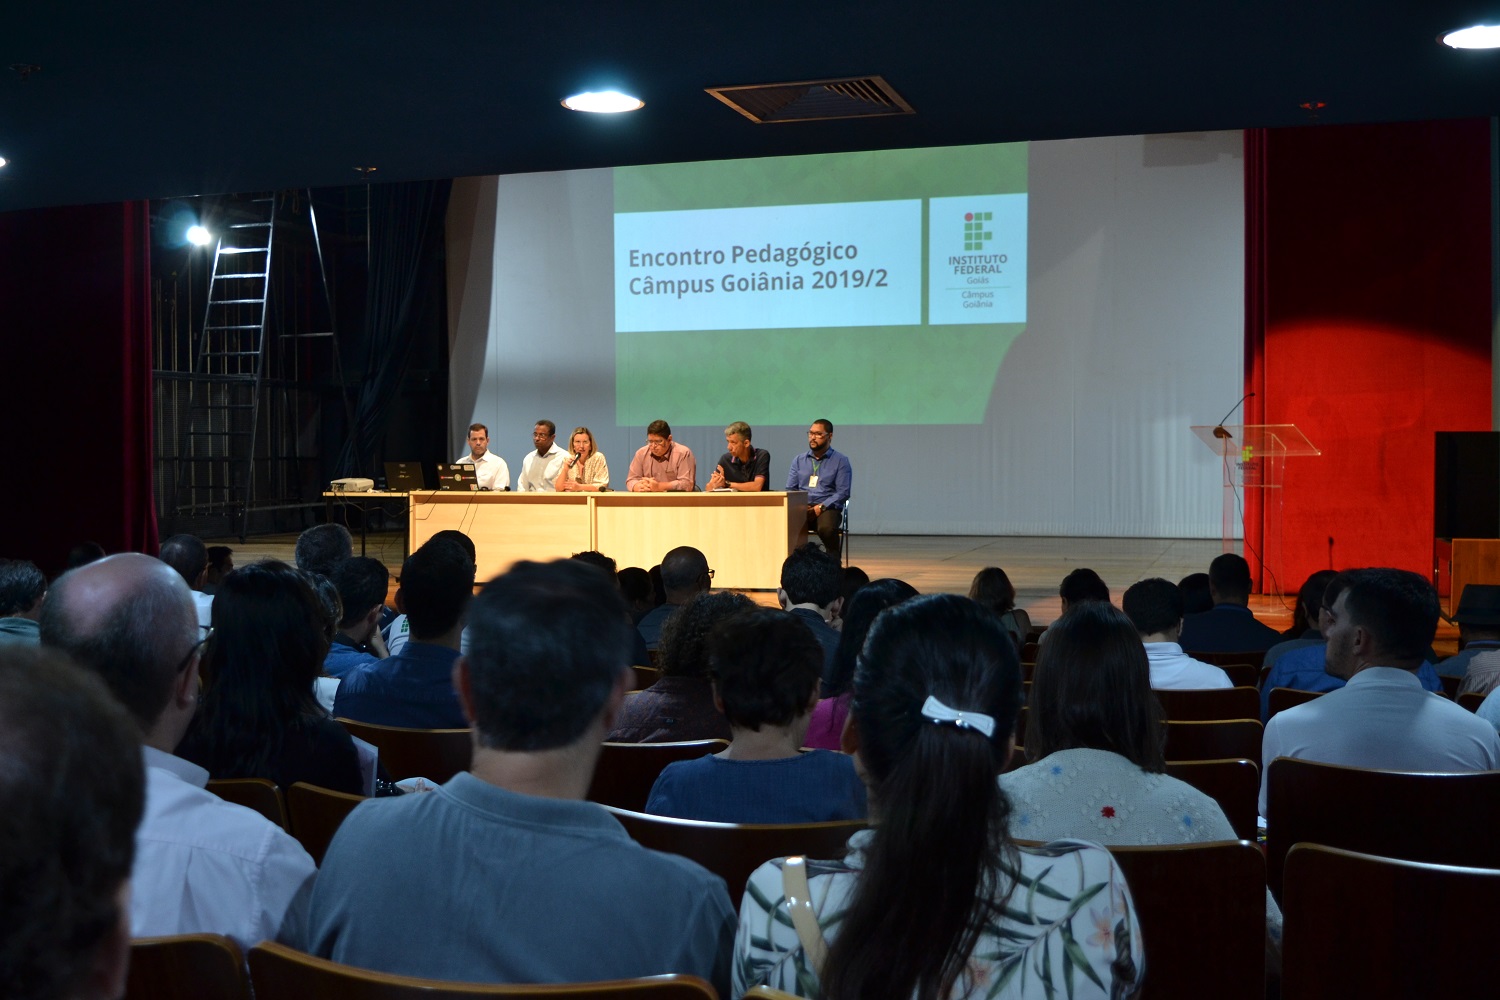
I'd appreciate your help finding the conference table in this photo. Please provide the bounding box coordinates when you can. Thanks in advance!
[406,490,809,589]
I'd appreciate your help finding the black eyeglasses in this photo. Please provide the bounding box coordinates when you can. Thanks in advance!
[177,627,212,674]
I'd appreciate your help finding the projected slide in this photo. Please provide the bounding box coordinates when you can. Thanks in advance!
[614,143,1027,426]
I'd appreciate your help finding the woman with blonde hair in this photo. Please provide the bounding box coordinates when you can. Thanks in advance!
[555,426,609,491]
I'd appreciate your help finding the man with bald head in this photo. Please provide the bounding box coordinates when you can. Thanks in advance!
[635,546,712,652]
[39,553,316,951]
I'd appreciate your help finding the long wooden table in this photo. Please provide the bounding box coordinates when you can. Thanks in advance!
[408,490,808,589]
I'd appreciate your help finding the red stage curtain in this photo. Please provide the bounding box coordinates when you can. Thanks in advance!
[1247,119,1492,590]
[0,202,158,573]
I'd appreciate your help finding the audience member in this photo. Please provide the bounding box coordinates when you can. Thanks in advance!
[609,591,753,743]
[1059,567,1110,611]
[385,528,475,656]
[1004,600,1283,955]
[0,558,46,645]
[1259,568,1500,816]
[335,538,475,729]
[204,545,234,593]
[1121,577,1231,689]
[325,556,391,678]
[1178,553,1281,654]
[635,545,711,651]
[0,646,144,1000]
[1265,569,1338,664]
[158,533,215,628]
[1439,584,1500,697]
[733,594,1142,998]
[840,565,870,615]
[617,566,657,623]
[571,551,651,666]
[177,561,363,795]
[646,609,866,823]
[294,522,353,579]
[778,543,843,682]
[306,559,734,991]
[805,578,918,751]
[1177,572,1213,615]
[968,565,1032,649]
[65,540,107,570]
[39,553,315,949]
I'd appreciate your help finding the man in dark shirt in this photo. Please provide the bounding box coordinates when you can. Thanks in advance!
[636,546,712,652]
[706,420,769,491]
[778,543,843,685]
[1178,552,1282,655]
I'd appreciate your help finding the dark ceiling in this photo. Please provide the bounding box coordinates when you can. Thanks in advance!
[3,1,1499,213]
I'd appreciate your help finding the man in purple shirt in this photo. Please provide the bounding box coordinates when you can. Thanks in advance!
[627,419,697,492]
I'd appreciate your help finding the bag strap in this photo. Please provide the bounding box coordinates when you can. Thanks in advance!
[781,856,828,973]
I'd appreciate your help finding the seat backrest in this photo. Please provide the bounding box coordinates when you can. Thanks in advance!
[629,665,660,690]
[1186,649,1267,669]
[206,777,288,831]
[247,942,717,998]
[126,934,249,1000]
[1264,757,1500,900]
[1265,686,1323,721]
[1020,641,1040,664]
[286,781,369,865]
[744,989,801,1000]
[1162,758,1259,840]
[604,806,865,908]
[336,718,472,782]
[586,740,727,812]
[1281,844,1500,1000]
[1457,690,1486,713]
[1106,841,1265,1000]
[1155,686,1259,722]
[1439,673,1462,699]
[1162,719,1262,764]
[1218,663,1258,687]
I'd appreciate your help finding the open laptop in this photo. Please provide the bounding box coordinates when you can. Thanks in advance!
[434,462,480,491]
[382,460,427,492]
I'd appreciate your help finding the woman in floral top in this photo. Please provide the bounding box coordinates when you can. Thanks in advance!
[733,594,1143,999]
[554,426,609,491]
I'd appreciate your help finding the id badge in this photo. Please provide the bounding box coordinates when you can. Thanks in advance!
[807,475,819,488]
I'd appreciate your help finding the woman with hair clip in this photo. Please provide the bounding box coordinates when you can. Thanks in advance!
[733,594,1143,999]
[178,561,364,795]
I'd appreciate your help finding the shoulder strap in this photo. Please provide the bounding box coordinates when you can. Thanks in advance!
[781,856,828,973]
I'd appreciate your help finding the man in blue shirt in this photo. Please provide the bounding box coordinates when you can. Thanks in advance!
[786,418,852,561]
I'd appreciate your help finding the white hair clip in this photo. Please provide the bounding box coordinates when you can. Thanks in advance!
[919,695,996,738]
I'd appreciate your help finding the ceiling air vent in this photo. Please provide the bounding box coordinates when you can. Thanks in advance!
[706,76,914,124]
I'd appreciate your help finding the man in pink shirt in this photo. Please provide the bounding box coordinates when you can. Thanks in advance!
[627,419,697,492]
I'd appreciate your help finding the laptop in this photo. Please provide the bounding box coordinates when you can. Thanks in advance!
[383,461,427,492]
[434,462,480,491]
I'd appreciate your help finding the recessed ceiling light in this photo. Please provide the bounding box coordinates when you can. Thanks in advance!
[561,90,644,114]
[1441,24,1500,49]
[0,156,8,168]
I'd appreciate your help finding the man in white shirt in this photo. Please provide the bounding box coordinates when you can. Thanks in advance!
[158,533,215,629]
[1259,567,1500,816]
[1122,577,1232,690]
[517,419,566,491]
[456,422,510,491]
[39,553,317,951]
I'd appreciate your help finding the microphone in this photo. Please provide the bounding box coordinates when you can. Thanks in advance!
[1212,392,1255,439]
[569,451,581,468]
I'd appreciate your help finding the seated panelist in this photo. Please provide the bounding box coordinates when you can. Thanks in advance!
[706,420,769,492]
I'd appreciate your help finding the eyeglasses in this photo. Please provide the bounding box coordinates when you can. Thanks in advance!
[176,627,212,674]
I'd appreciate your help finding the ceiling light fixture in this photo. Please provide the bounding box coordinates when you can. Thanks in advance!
[561,90,644,114]
[186,225,212,246]
[1440,24,1500,48]
[0,155,8,168]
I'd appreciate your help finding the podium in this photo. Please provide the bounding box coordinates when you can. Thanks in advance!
[1191,424,1319,597]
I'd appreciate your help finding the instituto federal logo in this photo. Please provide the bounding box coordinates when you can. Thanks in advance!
[963,211,993,252]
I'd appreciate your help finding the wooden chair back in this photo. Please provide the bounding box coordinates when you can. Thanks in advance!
[125,934,249,1000]
[1162,719,1262,764]
[629,665,661,691]
[1218,663,1258,687]
[604,806,865,908]
[206,778,288,831]
[336,718,472,782]
[1281,844,1500,1000]
[1439,673,1462,699]
[1020,641,1040,665]
[1154,686,1259,722]
[286,782,369,864]
[1265,757,1500,899]
[586,740,727,812]
[1187,649,1267,669]
[1457,690,1486,712]
[745,989,801,1000]
[1265,686,1323,721]
[1162,758,1259,840]
[246,942,717,998]
[1107,841,1266,1000]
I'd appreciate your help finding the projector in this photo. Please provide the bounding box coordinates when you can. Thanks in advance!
[330,477,374,493]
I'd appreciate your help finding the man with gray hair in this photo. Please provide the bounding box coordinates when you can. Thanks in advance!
[159,532,215,628]
[294,522,353,579]
[0,557,47,645]
[39,553,316,951]
[706,420,770,492]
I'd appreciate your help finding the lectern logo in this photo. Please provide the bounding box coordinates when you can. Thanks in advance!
[963,211,993,252]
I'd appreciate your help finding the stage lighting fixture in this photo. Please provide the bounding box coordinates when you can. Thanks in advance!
[561,90,644,113]
[1441,24,1500,48]
[186,225,212,246]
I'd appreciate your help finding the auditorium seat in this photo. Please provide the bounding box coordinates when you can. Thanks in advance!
[1187,649,1267,669]
[1162,758,1259,840]
[1154,686,1259,722]
[1458,690,1485,712]
[1264,757,1500,901]
[1218,663,1258,687]
[125,934,248,1000]
[1162,719,1262,764]
[286,782,368,865]
[630,665,661,690]
[1281,844,1499,999]
[1265,686,1323,721]
[1439,673,1462,699]
[336,718,471,783]
[586,740,727,812]
[603,806,865,908]
[246,941,717,998]
[206,778,288,831]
